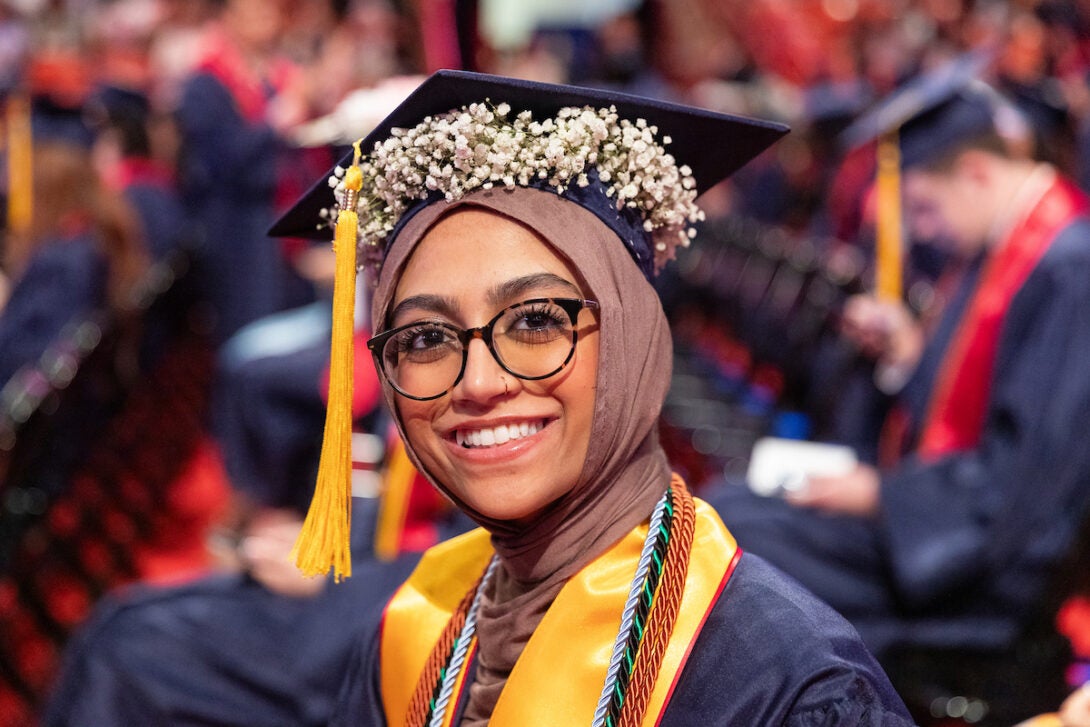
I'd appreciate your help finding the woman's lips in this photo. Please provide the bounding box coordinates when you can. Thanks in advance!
[453,418,549,448]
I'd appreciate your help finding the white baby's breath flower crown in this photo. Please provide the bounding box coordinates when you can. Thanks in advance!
[321,101,705,276]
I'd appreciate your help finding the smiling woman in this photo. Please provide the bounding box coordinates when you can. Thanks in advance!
[388,208,600,525]
[271,70,916,726]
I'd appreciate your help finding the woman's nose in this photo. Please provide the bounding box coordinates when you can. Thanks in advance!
[453,336,516,403]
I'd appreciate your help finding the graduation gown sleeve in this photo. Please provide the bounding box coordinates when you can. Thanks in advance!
[41,498,424,727]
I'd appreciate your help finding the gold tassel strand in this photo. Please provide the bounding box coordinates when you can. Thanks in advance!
[875,131,903,302]
[373,437,416,562]
[292,143,364,581]
[6,93,33,237]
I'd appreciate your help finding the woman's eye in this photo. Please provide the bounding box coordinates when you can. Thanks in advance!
[414,327,448,348]
[518,311,562,330]
[504,304,570,344]
[512,305,565,331]
[394,325,453,353]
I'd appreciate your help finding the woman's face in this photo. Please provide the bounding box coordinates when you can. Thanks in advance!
[389,208,600,524]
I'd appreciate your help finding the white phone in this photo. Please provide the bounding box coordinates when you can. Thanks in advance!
[746,437,858,497]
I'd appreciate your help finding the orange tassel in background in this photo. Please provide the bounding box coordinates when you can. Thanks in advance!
[875,131,903,302]
[6,94,33,237]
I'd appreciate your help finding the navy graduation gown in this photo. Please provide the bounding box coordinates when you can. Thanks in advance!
[0,235,107,386]
[122,170,190,263]
[715,214,1090,657]
[175,71,304,342]
[40,499,471,727]
[332,552,914,725]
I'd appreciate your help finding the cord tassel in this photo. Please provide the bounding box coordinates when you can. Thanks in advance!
[875,131,903,302]
[6,94,33,237]
[292,143,363,581]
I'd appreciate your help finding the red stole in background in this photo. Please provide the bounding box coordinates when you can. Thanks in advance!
[195,25,299,124]
[917,177,1089,460]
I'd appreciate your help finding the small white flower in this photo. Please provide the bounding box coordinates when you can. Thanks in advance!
[322,102,703,276]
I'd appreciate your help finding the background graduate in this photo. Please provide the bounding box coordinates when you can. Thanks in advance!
[713,54,1090,712]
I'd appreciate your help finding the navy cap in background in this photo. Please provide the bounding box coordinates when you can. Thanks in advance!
[838,51,1023,169]
[29,95,95,150]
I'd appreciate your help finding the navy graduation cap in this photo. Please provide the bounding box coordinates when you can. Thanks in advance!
[839,51,1008,169]
[838,52,1022,302]
[85,85,151,133]
[28,94,96,149]
[270,69,788,277]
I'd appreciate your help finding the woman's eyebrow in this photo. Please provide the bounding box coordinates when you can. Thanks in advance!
[388,294,459,323]
[487,273,580,306]
[389,273,580,324]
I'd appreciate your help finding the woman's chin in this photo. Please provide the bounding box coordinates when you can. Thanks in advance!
[455,480,571,526]
[464,493,546,524]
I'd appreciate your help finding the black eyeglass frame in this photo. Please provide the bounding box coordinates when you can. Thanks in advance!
[367,297,599,401]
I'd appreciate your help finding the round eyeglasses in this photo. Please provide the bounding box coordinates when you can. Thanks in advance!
[367,297,599,401]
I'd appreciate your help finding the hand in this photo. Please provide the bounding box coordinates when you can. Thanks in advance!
[266,86,310,136]
[292,245,337,286]
[785,464,881,517]
[1061,683,1090,727]
[237,508,327,598]
[841,294,924,369]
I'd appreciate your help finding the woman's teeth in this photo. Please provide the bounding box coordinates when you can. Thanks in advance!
[456,420,543,448]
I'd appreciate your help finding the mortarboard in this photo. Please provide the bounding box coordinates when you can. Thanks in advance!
[28,96,96,149]
[838,52,1015,303]
[85,84,153,158]
[269,69,788,580]
[271,69,788,242]
[839,50,1003,169]
[86,84,151,130]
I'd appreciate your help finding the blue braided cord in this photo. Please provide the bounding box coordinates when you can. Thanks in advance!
[591,490,670,727]
[429,557,499,727]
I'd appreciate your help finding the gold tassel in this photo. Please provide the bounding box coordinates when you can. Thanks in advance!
[875,131,903,302]
[292,142,363,581]
[6,94,33,237]
[374,437,416,561]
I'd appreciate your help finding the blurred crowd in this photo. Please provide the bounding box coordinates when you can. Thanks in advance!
[5,0,1090,340]
[4,0,1090,725]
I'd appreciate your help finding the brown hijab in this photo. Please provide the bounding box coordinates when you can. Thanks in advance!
[371,186,674,723]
